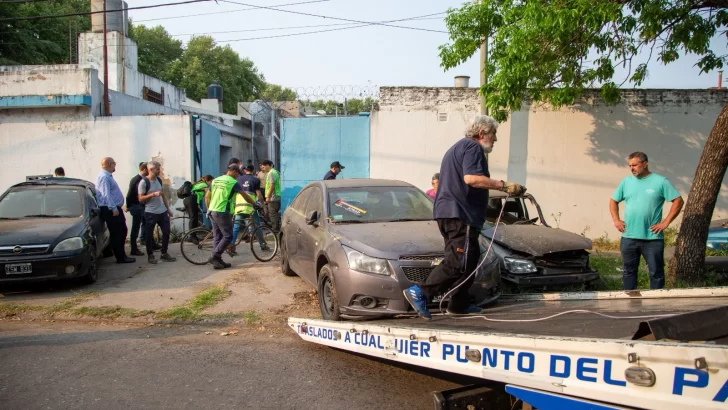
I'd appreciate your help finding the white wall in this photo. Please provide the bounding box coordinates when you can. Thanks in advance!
[0,111,193,228]
[0,65,94,97]
[371,87,728,237]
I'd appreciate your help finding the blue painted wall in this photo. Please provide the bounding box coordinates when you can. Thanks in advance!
[280,116,370,210]
[200,120,221,178]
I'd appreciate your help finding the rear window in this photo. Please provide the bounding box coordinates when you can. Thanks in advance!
[0,187,84,219]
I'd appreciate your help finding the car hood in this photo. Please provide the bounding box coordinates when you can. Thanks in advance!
[329,220,444,258]
[0,218,83,246]
[482,224,592,257]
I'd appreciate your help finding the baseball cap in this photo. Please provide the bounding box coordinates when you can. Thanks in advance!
[331,161,345,169]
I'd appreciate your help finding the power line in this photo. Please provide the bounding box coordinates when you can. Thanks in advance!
[0,0,215,22]
[221,0,448,34]
[170,15,445,37]
[135,0,331,23]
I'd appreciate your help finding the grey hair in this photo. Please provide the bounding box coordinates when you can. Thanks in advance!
[147,161,161,169]
[464,115,499,138]
[628,152,648,162]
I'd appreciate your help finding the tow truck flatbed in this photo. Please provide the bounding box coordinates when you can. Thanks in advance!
[289,292,728,409]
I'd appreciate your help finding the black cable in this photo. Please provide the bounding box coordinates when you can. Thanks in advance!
[0,0,215,22]
[135,0,331,23]
[221,0,448,34]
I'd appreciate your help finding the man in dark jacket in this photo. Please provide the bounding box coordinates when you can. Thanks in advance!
[323,161,345,180]
[125,162,151,256]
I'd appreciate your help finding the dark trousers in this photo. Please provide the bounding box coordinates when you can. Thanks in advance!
[266,200,281,231]
[100,206,128,262]
[210,212,233,258]
[420,218,480,312]
[145,212,170,255]
[183,195,201,231]
[620,238,665,290]
[128,204,146,251]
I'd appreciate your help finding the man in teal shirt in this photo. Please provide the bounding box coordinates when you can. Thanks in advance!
[610,152,684,290]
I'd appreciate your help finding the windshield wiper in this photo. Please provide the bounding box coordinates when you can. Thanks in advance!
[334,220,372,224]
[23,215,64,218]
[381,218,430,223]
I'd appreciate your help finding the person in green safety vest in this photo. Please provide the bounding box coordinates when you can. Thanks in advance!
[228,165,268,255]
[183,175,213,231]
[204,164,257,269]
[260,160,281,232]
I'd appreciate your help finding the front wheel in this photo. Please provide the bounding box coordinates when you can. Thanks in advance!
[250,225,279,262]
[280,235,296,277]
[81,245,98,285]
[180,227,214,265]
[317,264,341,321]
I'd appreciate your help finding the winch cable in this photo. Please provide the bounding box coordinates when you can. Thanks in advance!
[431,192,676,322]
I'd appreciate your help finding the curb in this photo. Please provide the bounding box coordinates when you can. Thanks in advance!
[501,286,728,301]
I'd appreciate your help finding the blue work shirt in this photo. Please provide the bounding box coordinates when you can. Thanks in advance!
[95,170,125,209]
[434,138,490,227]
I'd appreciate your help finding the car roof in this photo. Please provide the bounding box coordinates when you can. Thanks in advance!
[10,177,96,190]
[319,178,416,189]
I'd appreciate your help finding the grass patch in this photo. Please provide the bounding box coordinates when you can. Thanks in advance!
[591,234,620,252]
[0,303,45,317]
[707,248,728,257]
[158,285,230,321]
[71,306,154,319]
[44,292,100,315]
[243,310,261,325]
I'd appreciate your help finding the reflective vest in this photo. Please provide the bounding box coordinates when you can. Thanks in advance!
[191,181,208,203]
[265,169,281,199]
[235,191,256,215]
[208,175,238,213]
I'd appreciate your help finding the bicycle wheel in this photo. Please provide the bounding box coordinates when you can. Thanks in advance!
[180,227,214,265]
[250,225,279,262]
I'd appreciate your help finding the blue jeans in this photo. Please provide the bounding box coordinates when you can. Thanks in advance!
[231,213,265,246]
[620,238,665,290]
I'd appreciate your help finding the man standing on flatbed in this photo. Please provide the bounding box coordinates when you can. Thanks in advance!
[403,115,526,319]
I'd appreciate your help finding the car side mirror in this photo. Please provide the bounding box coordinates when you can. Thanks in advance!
[306,210,319,226]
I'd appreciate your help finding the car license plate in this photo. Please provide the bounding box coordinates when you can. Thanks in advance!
[5,263,32,274]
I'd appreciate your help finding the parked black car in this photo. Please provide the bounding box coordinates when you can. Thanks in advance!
[0,178,110,285]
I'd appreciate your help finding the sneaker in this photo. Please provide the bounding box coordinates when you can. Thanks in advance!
[209,257,226,270]
[130,249,145,256]
[446,305,483,315]
[222,260,232,268]
[402,285,431,320]
[148,254,158,265]
[160,253,176,262]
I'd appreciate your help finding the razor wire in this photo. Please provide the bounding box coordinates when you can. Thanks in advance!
[292,85,379,102]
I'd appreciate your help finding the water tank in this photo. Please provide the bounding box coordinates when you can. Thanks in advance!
[91,0,129,34]
[454,76,470,87]
[207,83,223,101]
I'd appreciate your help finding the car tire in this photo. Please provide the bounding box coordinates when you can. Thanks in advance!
[81,245,99,285]
[317,264,341,321]
[280,235,296,277]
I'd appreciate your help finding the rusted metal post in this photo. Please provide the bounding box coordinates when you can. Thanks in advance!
[102,0,110,116]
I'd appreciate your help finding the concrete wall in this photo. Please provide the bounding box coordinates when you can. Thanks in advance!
[0,111,193,228]
[371,87,728,237]
[0,65,94,97]
[108,90,182,116]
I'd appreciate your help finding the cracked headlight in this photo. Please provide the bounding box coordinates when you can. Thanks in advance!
[53,237,84,252]
[342,245,391,276]
[504,257,537,274]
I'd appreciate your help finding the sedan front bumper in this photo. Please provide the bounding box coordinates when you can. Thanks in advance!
[503,271,600,286]
[0,248,91,283]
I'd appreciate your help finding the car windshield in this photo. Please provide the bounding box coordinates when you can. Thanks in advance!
[484,196,542,228]
[0,187,84,219]
[327,186,433,223]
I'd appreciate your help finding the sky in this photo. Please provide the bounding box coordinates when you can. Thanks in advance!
[124,0,727,96]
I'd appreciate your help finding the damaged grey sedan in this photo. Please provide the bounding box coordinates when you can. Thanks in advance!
[483,191,600,291]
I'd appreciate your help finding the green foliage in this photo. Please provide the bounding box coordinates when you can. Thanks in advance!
[0,0,91,65]
[439,0,728,121]
[260,84,297,101]
[128,23,182,81]
[166,36,266,114]
[300,97,377,115]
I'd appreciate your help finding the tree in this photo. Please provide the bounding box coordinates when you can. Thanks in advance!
[166,36,266,114]
[260,84,297,101]
[128,23,182,82]
[300,97,377,115]
[0,0,90,65]
[439,0,728,285]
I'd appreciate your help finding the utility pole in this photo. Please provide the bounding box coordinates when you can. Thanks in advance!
[102,0,110,116]
[476,0,488,115]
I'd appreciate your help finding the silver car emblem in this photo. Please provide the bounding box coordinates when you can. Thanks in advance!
[431,257,444,267]
[13,246,22,253]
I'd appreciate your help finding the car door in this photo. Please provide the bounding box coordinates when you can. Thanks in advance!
[283,188,311,275]
[86,188,107,256]
[297,186,324,283]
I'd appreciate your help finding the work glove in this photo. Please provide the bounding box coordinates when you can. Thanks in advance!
[500,181,527,196]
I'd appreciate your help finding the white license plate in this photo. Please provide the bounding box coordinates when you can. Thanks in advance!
[5,263,32,274]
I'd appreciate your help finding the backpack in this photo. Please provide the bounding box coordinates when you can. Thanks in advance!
[141,177,164,196]
[176,180,193,199]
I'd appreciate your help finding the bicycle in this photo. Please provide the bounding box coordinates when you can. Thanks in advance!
[151,207,189,245]
[179,207,278,265]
